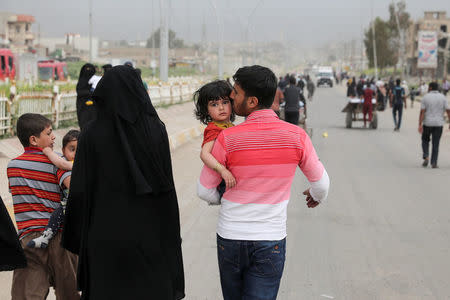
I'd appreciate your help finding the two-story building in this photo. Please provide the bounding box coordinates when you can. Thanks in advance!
[407,11,450,78]
[0,12,35,53]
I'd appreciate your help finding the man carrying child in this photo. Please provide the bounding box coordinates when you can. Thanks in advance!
[7,113,79,299]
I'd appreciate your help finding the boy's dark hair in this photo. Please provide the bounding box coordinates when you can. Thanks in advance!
[396,79,401,86]
[62,129,80,149]
[194,80,235,125]
[429,82,438,91]
[16,113,52,147]
[232,65,277,109]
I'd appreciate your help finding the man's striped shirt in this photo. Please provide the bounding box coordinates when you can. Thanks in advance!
[7,147,70,239]
[197,109,329,241]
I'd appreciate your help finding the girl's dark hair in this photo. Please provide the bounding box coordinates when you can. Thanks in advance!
[194,80,235,125]
[62,129,80,149]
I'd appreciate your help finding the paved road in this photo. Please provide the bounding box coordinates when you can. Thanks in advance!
[177,86,450,299]
[2,86,450,299]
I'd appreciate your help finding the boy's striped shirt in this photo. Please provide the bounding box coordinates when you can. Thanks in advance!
[7,147,70,239]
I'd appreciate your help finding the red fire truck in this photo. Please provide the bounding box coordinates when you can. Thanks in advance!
[0,49,16,81]
[38,60,68,81]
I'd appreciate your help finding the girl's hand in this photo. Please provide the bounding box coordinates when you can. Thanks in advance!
[220,168,236,189]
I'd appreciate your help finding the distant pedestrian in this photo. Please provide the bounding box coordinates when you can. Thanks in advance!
[76,63,97,130]
[418,82,450,168]
[410,87,417,108]
[363,84,374,128]
[271,86,284,118]
[194,80,236,200]
[63,66,185,299]
[390,79,407,131]
[442,79,449,96]
[347,78,356,97]
[284,76,301,124]
[197,65,330,300]
[306,76,315,101]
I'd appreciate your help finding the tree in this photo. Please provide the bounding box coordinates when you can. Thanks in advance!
[387,1,412,67]
[146,28,185,48]
[364,17,396,71]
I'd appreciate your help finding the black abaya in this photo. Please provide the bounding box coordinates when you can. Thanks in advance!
[63,66,185,300]
[76,63,97,130]
[0,197,26,271]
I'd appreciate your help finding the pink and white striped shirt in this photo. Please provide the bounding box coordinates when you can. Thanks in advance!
[197,109,329,240]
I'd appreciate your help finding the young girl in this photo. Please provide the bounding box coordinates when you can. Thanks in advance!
[27,130,79,248]
[194,80,236,199]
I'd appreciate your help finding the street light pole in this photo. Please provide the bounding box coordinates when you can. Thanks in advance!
[89,0,93,63]
[209,0,224,79]
[159,0,169,82]
[371,0,378,79]
[392,1,406,79]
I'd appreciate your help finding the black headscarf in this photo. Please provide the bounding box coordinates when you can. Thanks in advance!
[92,65,175,195]
[76,63,96,97]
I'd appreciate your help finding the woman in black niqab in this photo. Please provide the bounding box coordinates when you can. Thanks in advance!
[63,65,185,300]
[0,196,27,271]
[76,63,96,130]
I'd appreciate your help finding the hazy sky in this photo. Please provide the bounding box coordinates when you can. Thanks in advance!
[2,0,449,45]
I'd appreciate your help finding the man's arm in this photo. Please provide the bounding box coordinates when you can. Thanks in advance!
[446,109,450,130]
[298,133,330,207]
[418,109,425,133]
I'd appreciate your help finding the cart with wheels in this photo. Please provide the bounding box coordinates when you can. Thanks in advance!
[342,97,378,129]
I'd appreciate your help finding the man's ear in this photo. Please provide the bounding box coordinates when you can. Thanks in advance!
[29,135,38,147]
[247,96,259,109]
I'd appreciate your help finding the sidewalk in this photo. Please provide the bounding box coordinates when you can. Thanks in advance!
[0,100,204,210]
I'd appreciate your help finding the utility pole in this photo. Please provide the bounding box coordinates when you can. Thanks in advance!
[89,0,93,62]
[209,0,224,79]
[159,0,169,82]
[371,0,378,79]
[392,1,406,79]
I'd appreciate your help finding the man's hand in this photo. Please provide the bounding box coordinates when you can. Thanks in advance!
[303,189,320,208]
[418,125,423,134]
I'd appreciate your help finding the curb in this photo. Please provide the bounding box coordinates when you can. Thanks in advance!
[169,124,205,151]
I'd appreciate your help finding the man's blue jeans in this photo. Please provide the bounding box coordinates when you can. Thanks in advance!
[217,234,286,300]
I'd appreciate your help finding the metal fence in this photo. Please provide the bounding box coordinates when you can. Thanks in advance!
[1,82,202,137]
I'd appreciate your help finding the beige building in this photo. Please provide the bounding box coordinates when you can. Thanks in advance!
[99,47,200,67]
[407,11,450,77]
[0,12,35,53]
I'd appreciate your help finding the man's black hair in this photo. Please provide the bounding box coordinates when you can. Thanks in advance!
[62,129,80,149]
[16,113,52,147]
[194,80,235,125]
[289,76,296,85]
[396,79,401,85]
[429,82,439,91]
[232,65,277,109]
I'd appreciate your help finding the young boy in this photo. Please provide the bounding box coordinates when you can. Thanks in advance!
[7,113,80,299]
[27,129,79,248]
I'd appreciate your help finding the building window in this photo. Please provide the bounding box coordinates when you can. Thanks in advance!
[441,25,447,33]
[16,25,20,33]
[26,24,29,31]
